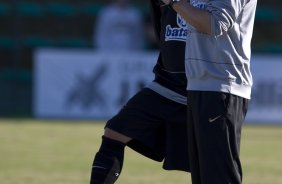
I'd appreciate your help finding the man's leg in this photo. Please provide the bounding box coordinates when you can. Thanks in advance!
[187,91,202,184]
[188,91,248,184]
[90,128,131,184]
[90,88,171,183]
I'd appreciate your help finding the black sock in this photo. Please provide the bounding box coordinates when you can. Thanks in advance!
[90,136,125,184]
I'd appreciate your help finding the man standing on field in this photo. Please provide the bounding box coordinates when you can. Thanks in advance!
[90,0,191,183]
[161,0,257,183]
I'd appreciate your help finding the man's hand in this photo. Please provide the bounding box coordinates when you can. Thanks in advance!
[161,0,170,5]
[162,0,212,34]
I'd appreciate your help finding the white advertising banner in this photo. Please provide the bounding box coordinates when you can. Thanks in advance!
[33,49,157,119]
[34,49,282,123]
[245,55,282,123]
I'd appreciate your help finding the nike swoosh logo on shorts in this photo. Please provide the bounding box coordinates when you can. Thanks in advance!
[208,115,222,123]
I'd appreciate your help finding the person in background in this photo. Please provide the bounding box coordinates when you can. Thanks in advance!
[93,0,145,51]
[90,0,191,183]
[161,0,257,183]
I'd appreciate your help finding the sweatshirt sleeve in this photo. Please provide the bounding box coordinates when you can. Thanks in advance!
[206,0,246,36]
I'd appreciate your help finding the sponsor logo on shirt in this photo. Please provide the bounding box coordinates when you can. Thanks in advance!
[190,0,207,9]
[165,14,188,42]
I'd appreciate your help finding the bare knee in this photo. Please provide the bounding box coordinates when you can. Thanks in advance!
[104,128,132,144]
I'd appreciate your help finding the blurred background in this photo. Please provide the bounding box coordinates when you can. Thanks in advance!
[0,1,282,184]
[0,0,156,118]
[0,0,281,120]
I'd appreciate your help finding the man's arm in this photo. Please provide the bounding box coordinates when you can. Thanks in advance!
[162,0,211,34]
[150,0,162,40]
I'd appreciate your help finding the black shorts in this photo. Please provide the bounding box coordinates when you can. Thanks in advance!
[105,88,190,172]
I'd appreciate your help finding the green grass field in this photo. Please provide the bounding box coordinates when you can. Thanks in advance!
[0,119,282,184]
